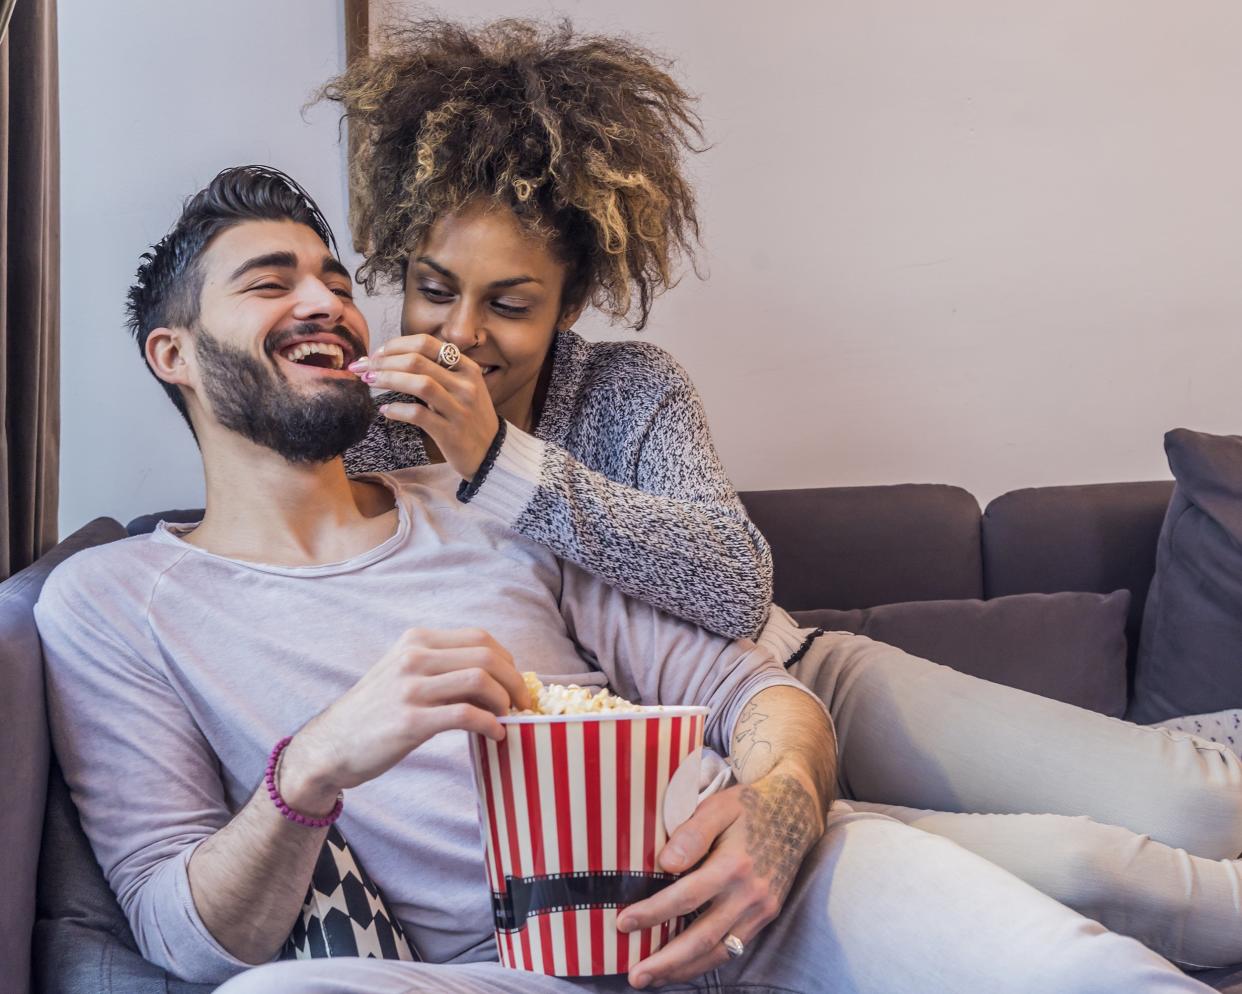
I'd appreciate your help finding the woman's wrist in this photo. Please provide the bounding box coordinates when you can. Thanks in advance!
[457,419,509,503]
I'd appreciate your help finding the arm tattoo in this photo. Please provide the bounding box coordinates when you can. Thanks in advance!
[738,774,818,899]
[730,698,773,777]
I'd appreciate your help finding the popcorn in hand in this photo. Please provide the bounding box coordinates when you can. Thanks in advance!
[512,671,644,716]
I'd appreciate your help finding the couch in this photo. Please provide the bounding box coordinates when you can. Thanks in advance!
[4,480,1241,992]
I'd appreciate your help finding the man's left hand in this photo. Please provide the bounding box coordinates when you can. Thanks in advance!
[617,767,826,989]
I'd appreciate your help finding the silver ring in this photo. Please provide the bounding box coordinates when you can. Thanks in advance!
[722,933,745,959]
[436,342,461,369]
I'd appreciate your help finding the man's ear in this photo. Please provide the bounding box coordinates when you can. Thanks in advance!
[145,327,193,388]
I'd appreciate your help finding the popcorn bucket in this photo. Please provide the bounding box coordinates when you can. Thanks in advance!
[467,706,709,976]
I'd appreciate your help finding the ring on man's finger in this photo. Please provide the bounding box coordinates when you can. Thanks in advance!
[722,933,745,958]
[436,343,461,369]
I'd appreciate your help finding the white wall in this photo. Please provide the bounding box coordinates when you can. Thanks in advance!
[58,0,358,535]
[60,1,1242,534]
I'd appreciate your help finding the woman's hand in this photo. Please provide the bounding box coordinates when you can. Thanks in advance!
[350,334,500,481]
[616,767,826,990]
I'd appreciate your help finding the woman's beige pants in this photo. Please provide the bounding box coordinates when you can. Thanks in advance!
[790,632,1242,969]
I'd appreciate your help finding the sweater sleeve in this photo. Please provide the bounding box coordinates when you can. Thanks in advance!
[465,384,775,642]
[556,561,822,756]
[35,555,256,984]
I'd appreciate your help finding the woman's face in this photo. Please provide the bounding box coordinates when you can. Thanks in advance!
[401,202,579,425]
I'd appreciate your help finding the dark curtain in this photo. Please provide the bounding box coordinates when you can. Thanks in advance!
[0,0,59,580]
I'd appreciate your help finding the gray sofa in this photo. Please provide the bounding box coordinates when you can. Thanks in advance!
[4,481,1241,992]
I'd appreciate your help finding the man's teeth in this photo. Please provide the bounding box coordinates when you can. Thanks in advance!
[282,342,345,369]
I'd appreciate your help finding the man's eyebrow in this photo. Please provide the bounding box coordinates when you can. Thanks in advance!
[322,256,351,281]
[227,251,352,285]
[228,251,298,282]
[415,255,541,289]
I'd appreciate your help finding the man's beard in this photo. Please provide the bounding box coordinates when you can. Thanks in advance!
[194,323,373,464]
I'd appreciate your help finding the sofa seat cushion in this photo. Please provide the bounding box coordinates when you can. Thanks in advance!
[794,590,1130,715]
[1132,429,1242,723]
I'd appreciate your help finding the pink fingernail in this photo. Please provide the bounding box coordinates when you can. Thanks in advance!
[348,357,370,372]
[362,371,377,384]
[378,404,390,415]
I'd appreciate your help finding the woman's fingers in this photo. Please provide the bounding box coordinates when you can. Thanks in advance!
[370,333,443,360]
[365,369,456,411]
[361,334,483,380]
[378,400,448,434]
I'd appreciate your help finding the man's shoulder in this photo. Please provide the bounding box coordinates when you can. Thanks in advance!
[36,531,189,621]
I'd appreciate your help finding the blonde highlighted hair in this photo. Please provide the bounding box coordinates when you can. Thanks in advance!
[319,17,705,329]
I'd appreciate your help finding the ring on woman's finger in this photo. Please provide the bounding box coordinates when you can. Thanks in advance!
[722,933,745,959]
[436,343,462,369]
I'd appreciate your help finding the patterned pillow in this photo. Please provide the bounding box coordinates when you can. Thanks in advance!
[281,826,417,961]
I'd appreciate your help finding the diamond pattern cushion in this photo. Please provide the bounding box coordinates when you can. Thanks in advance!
[282,826,416,962]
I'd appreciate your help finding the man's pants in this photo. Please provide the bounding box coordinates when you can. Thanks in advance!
[793,632,1242,968]
[216,802,1212,993]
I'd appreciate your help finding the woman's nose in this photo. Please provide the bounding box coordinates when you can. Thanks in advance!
[440,309,482,350]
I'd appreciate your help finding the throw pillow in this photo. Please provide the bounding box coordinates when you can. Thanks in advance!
[794,590,1130,716]
[1131,428,1242,723]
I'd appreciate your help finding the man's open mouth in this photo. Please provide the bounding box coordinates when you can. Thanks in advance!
[279,340,347,370]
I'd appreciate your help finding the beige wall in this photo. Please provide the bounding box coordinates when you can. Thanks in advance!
[58,0,358,534]
[59,2,1242,532]
[373,0,1242,501]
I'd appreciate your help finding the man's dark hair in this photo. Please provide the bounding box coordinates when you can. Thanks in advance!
[125,165,339,431]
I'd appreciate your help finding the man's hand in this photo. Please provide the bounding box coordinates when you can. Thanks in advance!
[279,627,529,813]
[617,765,827,990]
[351,334,502,482]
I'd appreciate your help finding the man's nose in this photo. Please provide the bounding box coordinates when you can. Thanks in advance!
[291,277,345,323]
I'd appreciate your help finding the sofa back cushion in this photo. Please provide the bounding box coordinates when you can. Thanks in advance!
[1132,430,1242,723]
[740,484,983,611]
[794,590,1130,715]
[982,481,1173,681]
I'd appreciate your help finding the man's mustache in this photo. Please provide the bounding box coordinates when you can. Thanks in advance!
[265,323,367,364]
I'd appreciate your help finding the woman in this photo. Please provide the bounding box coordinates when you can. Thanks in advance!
[323,17,1242,969]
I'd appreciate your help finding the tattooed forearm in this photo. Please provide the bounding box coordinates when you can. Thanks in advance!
[729,698,773,777]
[739,774,819,899]
[729,686,837,810]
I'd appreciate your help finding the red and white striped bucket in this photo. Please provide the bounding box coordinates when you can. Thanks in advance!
[468,706,708,976]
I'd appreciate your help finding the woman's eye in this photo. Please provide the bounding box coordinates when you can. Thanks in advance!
[250,282,286,292]
[493,300,530,316]
[419,285,453,301]
[331,287,354,300]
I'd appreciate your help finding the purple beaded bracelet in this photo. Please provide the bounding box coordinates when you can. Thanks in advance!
[265,735,343,828]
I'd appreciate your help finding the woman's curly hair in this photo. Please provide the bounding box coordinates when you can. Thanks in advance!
[318,17,706,330]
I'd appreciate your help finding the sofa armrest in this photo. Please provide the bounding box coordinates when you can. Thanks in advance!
[0,518,125,994]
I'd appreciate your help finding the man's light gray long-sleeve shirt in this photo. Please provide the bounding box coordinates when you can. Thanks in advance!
[35,466,809,984]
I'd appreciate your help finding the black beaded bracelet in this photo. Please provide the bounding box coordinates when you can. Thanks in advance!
[457,419,508,503]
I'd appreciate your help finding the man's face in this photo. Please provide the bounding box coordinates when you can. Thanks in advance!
[187,220,373,463]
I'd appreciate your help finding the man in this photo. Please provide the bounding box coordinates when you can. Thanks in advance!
[36,166,1211,994]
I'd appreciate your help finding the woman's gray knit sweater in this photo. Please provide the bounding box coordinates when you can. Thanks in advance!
[344,330,775,641]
